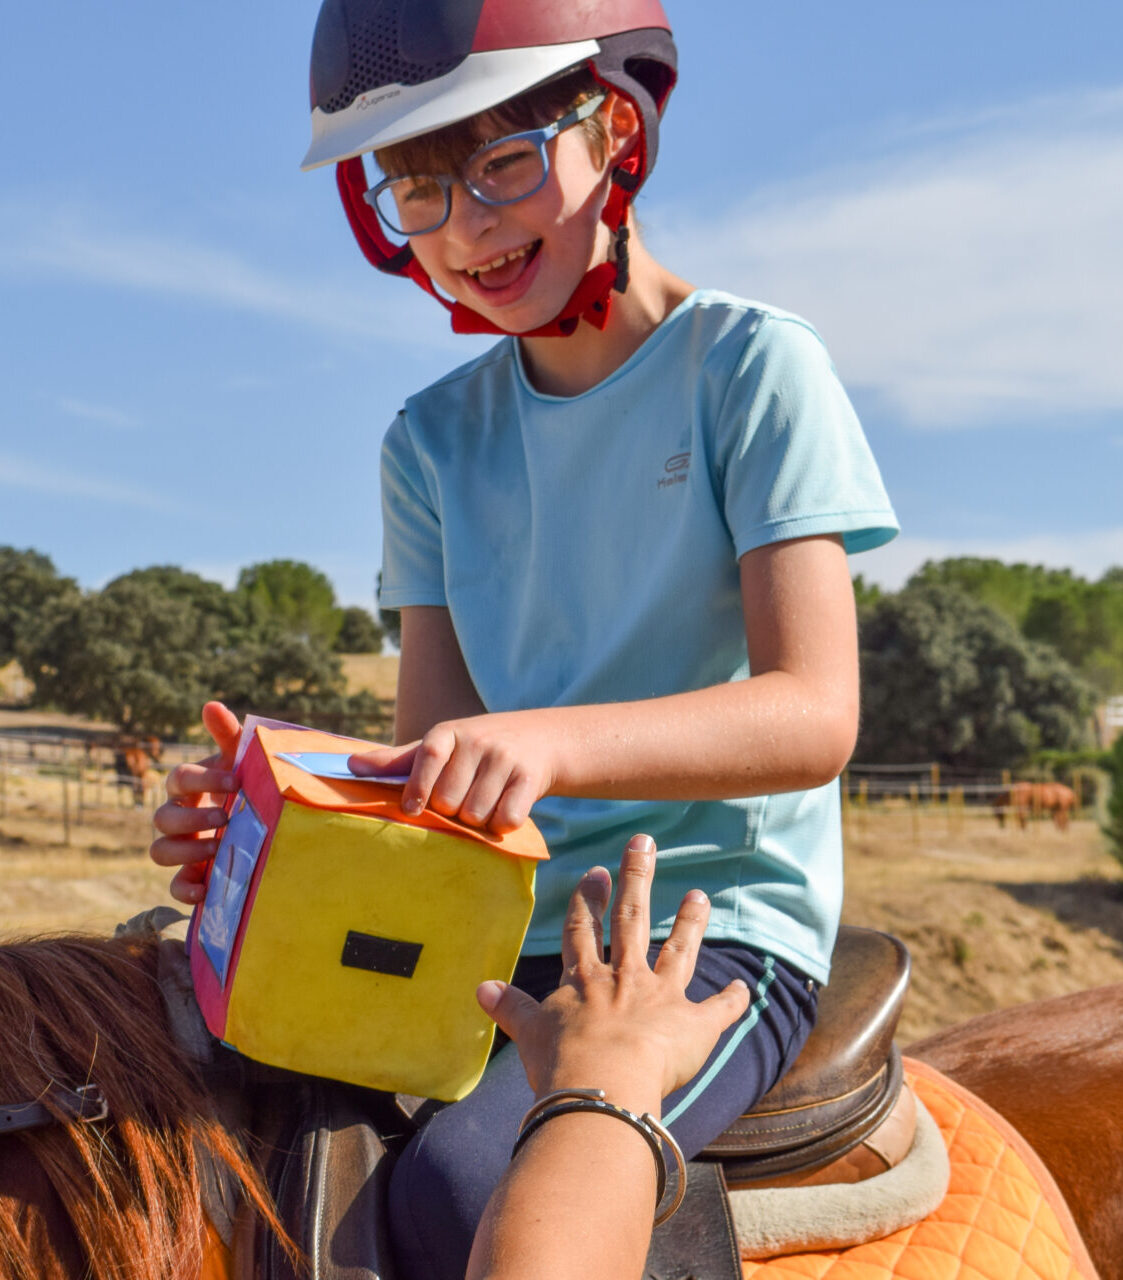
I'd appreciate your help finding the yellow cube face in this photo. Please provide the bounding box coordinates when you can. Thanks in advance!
[226,804,536,1099]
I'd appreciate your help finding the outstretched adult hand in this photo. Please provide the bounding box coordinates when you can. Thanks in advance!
[478,832,750,1106]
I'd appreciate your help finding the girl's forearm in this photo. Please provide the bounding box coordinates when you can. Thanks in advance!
[532,670,857,802]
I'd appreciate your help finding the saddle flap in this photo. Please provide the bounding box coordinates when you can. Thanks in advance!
[701,927,910,1177]
[644,1161,742,1280]
[256,1080,398,1280]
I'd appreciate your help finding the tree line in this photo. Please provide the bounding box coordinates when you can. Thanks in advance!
[0,548,387,740]
[2,546,1119,771]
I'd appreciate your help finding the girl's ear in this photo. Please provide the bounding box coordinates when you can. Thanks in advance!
[602,92,642,166]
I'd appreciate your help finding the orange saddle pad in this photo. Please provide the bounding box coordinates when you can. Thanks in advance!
[741,1058,1098,1280]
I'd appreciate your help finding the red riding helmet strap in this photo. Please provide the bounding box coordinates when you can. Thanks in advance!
[336,145,642,338]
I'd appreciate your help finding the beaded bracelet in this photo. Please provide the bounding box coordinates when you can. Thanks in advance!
[512,1088,687,1225]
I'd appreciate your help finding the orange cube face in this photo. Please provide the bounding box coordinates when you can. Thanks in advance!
[189,726,547,1099]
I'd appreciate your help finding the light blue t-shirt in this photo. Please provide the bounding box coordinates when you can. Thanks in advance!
[380,290,898,983]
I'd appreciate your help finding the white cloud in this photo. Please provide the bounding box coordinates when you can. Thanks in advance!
[0,452,175,513]
[855,527,1123,591]
[649,86,1123,428]
[58,398,139,430]
[0,204,468,352]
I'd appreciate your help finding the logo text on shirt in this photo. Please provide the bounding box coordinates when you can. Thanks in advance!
[658,452,690,490]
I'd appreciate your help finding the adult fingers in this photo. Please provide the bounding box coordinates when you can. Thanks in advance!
[560,866,612,972]
[697,979,752,1038]
[653,888,711,987]
[201,701,242,767]
[475,980,541,1043]
[609,834,655,964]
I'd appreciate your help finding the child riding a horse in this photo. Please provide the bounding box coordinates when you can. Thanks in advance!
[151,2,898,1275]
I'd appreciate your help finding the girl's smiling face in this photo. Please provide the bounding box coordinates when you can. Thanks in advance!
[385,92,639,334]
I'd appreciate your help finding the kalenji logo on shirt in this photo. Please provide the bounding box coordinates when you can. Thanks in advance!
[658,452,690,489]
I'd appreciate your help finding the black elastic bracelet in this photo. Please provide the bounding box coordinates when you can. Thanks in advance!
[512,1089,687,1223]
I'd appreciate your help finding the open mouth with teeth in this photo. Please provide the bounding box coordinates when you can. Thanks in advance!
[463,240,542,292]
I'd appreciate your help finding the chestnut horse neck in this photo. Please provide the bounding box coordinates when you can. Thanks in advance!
[0,933,281,1280]
[910,982,1123,1278]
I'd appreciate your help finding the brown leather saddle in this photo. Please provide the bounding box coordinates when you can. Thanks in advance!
[644,925,912,1279]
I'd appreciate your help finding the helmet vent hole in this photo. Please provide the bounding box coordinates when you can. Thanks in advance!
[321,12,462,114]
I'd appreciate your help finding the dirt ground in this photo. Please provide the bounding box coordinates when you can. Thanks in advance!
[2,712,1121,1042]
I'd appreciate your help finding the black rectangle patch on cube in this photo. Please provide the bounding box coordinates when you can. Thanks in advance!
[341,930,423,979]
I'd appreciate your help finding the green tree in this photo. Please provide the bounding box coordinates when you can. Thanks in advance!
[857,584,1094,768]
[907,558,1078,628]
[236,560,342,647]
[213,620,384,736]
[335,605,384,654]
[376,572,401,651]
[1022,579,1123,696]
[0,547,80,668]
[28,568,235,737]
[851,573,883,613]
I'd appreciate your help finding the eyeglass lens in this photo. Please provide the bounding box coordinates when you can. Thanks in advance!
[375,135,547,235]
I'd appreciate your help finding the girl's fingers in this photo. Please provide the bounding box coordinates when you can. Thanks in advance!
[458,770,508,830]
[165,762,236,803]
[201,701,242,767]
[400,728,463,816]
[349,742,418,778]
[170,859,211,904]
[150,834,221,868]
[489,773,538,835]
[609,834,655,962]
[560,867,612,971]
[153,800,229,837]
[653,888,711,986]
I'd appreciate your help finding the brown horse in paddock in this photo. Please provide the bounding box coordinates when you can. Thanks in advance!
[1,932,1121,1278]
[110,735,163,807]
[994,779,1078,830]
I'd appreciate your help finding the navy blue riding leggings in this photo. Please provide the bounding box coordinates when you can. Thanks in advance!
[387,942,818,1280]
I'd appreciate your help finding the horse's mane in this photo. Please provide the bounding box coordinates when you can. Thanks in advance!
[0,930,289,1280]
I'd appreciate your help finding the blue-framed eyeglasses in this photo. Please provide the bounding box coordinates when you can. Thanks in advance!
[364,92,607,237]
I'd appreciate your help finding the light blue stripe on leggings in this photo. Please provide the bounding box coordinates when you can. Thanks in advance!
[662,955,776,1127]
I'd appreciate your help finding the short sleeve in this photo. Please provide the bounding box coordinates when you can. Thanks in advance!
[714,317,898,557]
[379,411,447,608]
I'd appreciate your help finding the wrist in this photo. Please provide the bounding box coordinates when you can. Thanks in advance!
[537,1065,662,1120]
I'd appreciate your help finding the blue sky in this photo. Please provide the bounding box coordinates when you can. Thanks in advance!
[2,1,1121,611]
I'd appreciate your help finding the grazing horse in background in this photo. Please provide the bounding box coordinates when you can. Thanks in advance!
[2,931,1122,1278]
[111,735,163,807]
[994,780,1078,830]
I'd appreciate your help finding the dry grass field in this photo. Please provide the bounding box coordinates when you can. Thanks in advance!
[2,698,1120,1043]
